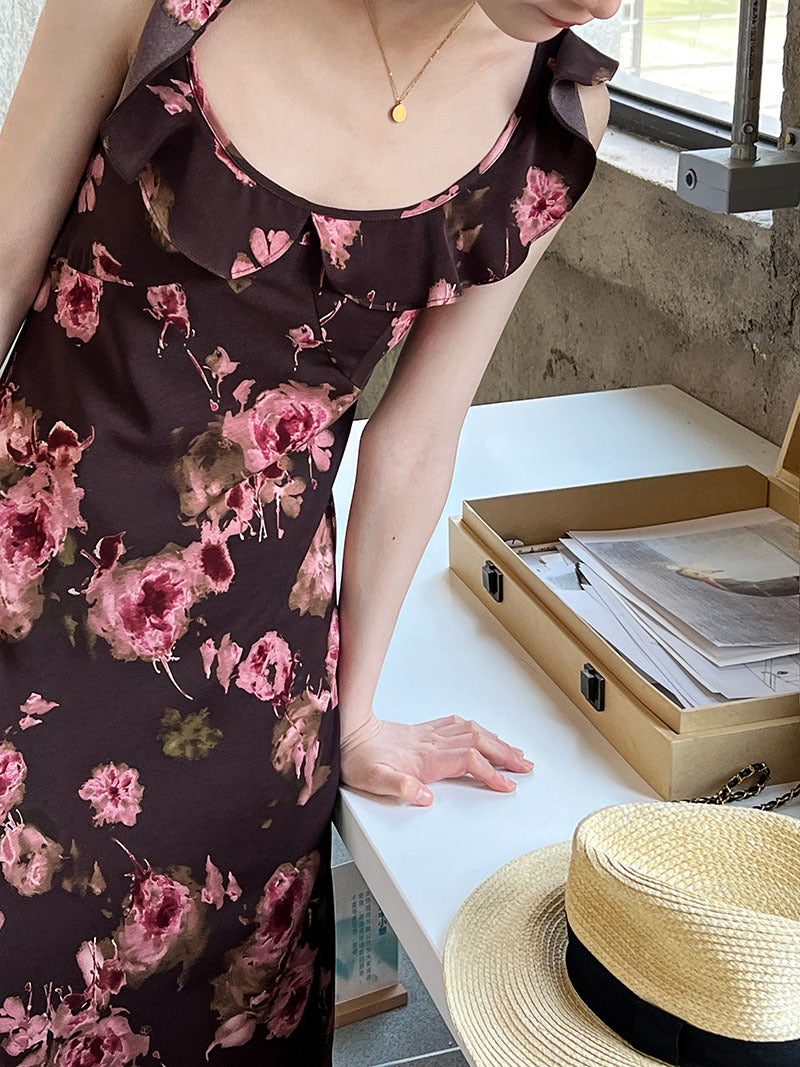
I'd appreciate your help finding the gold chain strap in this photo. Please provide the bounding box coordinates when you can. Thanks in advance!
[685,763,800,811]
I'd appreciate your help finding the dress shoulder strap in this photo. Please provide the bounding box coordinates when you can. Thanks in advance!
[115,0,235,112]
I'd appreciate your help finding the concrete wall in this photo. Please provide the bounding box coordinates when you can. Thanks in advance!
[3,0,797,447]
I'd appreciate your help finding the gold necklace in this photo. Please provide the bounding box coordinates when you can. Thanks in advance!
[362,0,477,123]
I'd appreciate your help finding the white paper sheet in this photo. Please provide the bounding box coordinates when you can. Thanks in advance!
[566,508,799,650]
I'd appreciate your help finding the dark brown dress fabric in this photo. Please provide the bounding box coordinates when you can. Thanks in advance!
[0,2,618,1063]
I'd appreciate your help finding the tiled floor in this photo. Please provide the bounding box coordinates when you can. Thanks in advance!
[331,829,468,1067]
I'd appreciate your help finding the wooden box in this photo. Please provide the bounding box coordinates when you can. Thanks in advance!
[447,396,800,801]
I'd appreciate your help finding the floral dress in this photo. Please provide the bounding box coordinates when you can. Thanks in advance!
[0,1,618,1063]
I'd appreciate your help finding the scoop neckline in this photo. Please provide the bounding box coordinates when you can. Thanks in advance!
[183,36,547,222]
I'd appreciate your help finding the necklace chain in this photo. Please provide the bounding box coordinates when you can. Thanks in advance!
[362,0,477,122]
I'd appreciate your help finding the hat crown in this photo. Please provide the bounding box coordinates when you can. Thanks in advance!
[563,801,800,1042]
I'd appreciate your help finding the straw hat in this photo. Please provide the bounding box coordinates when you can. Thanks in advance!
[443,801,800,1067]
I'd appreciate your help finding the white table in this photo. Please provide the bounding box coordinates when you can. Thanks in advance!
[331,384,798,1048]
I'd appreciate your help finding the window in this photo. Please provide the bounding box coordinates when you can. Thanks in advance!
[577,0,789,147]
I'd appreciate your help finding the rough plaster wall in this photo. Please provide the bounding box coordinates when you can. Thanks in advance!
[3,0,797,445]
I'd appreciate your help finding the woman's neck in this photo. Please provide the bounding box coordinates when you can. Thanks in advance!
[352,0,498,55]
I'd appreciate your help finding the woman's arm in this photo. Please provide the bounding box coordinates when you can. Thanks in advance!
[338,79,612,805]
[336,228,558,805]
[0,0,153,352]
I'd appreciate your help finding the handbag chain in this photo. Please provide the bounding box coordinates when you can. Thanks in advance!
[687,762,800,811]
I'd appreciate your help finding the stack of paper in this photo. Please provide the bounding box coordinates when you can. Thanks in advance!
[504,507,799,708]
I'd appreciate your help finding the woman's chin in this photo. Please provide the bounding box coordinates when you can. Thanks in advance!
[477,1,573,42]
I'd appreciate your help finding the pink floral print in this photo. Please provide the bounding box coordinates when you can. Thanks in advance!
[18,691,59,729]
[399,185,461,218]
[311,214,363,270]
[288,510,335,618]
[287,323,325,370]
[18,693,59,716]
[161,0,225,29]
[0,384,91,640]
[0,742,27,821]
[232,227,293,277]
[113,844,207,986]
[204,345,239,397]
[78,762,145,827]
[147,77,194,114]
[53,261,103,342]
[91,242,134,286]
[0,988,150,1066]
[146,281,192,352]
[202,855,242,909]
[272,686,332,806]
[77,940,128,1008]
[83,525,236,691]
[387,308,420,349]
[183,520,235,592]
[0,3,614,1057]
[48,249,131,340]
[0,812,63,896]
[511,165,572,245]
[250,852,319,963]
[77,151,104,213]
[427,278,460,306]
[174,379,360,538]
[267,940,317,1038]
[0,995,49,1059]
[56,1011,150,1066]
[0,382,37,477]
[235,630,299,707]
[200,631,243,692]
[222,380,339,476]
[207,851,320,1055]
[198,621,334,804]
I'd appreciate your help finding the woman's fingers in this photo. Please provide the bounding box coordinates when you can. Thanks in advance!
[430,721,533,773]
[418,716,531,769]
[440,730,533,773]
[428,747,517,793]
[434,716,498,739]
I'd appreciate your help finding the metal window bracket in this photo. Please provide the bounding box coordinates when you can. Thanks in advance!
[676,0,800,213]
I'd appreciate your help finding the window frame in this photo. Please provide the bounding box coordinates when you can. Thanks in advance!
[607,86,781,151]
[579,0,787,153]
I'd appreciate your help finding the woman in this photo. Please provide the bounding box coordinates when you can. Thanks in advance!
[0,0,619,1063]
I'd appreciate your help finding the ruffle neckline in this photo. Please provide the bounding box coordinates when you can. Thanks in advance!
[182,39,540,223]
[99,19,619,310]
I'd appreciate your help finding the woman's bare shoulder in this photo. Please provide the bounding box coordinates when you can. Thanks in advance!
[0,0,160,323]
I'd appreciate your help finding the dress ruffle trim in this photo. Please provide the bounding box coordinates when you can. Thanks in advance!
[99,25,619,309]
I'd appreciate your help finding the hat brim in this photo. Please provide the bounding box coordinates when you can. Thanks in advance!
[444,841,670,1067]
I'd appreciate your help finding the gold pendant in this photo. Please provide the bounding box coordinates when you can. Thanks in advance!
[391,101,407,123]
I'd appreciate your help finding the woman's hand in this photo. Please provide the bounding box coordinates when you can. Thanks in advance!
[339,714,534,807]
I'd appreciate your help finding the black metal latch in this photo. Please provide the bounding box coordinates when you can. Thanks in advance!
[580,663,605,711]
[481,560,503,603]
